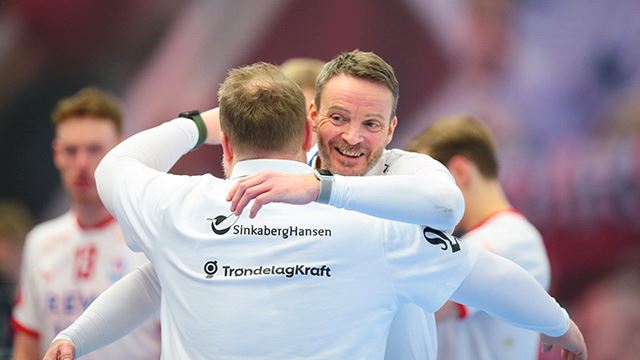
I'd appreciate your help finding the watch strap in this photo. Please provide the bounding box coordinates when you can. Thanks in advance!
[314,170,334,204]
[178,110,207,150]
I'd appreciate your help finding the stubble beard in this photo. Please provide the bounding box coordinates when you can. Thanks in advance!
[316,133,383,176]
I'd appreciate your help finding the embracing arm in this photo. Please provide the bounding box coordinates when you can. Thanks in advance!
[450,250,587,359]
[95,117,199,212]
[43,263,161,359]
[228,153,464,229]
[327,172,463,228]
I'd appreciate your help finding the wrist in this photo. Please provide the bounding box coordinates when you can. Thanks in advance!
[178,110,207,150]
[313,169,334,204]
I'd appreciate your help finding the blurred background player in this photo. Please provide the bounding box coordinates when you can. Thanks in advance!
[280,57,325,146]
[0,201,32,358]
[406,115,550,360]
[10,88,160,359]
[280,57,325,109]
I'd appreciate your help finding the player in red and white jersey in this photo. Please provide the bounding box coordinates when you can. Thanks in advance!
[13,213,159,359]
[11,87,160,359]
[406,115,551,360]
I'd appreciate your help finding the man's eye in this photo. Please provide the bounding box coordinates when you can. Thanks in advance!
[331,114,345,122]
[364,121,382,130]
[87,145,103,155]
[64,147,77,156]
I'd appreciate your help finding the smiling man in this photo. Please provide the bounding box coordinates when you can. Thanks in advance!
[311,55,398,176]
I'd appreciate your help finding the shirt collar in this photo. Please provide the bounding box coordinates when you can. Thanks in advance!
[230,159,314,180]
[307,144,319,168]
[364,149,389,176]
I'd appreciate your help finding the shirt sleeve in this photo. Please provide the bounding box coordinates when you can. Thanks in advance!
[54,262,161,358]
[449,250,570,337]
[95,118,199,252]
[328,151,464,230]
[384,223,479,312]
[11,233,42,339]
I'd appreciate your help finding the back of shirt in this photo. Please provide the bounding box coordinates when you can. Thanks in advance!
[108,165,477,360]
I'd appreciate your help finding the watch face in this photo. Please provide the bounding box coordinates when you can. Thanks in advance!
[317,169,333,176]
[178,110,200,119]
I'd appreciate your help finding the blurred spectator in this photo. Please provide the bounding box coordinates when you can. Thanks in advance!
[400,0,524,150]
[0,200,32,359]
[0,0,184,220]
[11,87,160,359]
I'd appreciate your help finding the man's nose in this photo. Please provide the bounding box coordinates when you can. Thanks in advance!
[74,150,90,168]
[341,123,363,145]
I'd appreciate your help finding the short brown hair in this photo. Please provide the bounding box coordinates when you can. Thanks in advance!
[218,62,307,155]
[315,50,399,118]
[52,87,123,134]
[280,58,325,90]
[406,115,499,178]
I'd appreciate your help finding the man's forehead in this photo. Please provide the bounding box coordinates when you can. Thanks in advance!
[55,118,118,143]
[320,75,394,119]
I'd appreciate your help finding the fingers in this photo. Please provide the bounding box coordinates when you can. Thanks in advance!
[249,195,266,218]
[226,178,241,202]
[229,174,269,215]
[561,348,580,360]
[43,341,75,360]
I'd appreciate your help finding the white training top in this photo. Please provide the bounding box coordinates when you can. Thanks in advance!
[12,212,161,358]
[437,210,551,360]
[309,145,445,360]
[95,119,479,360]
[53,133,464,358]
[308,145,465,229]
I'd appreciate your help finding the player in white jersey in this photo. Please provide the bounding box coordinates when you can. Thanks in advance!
[45,62,585,360]
[406,115,551,360]
[223,50,460,360]
[11,87,160,359]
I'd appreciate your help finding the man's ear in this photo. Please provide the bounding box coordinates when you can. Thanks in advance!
[51,139,62,170]
[303,117,313,152]
[220,132,233,164]
[309,101,319,131]
[385,116,398,145]
[447,155,472,189]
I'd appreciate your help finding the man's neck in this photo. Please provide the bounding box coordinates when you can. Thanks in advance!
[74,202,113,228]
[236,150,307,166]
[460,179,512,232]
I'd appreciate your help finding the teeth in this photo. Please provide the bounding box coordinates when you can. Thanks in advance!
[336,147,363,157]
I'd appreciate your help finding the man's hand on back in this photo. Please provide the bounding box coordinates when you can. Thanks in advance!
[227,172,320,218]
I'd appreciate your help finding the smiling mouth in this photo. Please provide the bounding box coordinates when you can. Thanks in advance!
[335,146,364,158]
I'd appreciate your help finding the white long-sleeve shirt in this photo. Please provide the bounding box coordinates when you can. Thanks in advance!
[92,118,481,359]
[58,119,569,359]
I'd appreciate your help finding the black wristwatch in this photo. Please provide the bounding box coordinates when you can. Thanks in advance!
[314,169,334,204]
[178,110,207,150]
